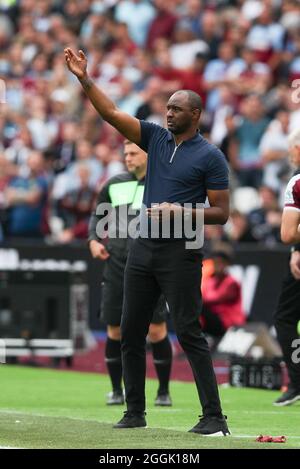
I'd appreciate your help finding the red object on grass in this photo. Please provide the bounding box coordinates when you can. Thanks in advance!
[256,435,286,443]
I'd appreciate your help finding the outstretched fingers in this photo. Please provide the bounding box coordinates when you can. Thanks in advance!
[78,50,86,60]
[64,48,73,58]
[64,48,80,62]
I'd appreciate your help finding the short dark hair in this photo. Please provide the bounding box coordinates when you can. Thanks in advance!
[184,90,203,112]
[170,90,203,113]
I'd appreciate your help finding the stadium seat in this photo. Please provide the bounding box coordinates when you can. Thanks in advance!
[232,187,261,214]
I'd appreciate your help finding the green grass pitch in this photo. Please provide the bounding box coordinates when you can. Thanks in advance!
[0,365,299,449]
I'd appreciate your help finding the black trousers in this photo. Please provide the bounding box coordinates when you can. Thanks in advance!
[121,237,222,416]
[100,252,167,326]
[274,271,300,390]
[201,305,226,338]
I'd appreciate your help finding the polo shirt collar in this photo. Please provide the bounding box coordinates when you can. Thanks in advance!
[167,130,202,144]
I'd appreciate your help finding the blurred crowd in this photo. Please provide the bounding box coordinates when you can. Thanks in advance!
[0,0,299,245]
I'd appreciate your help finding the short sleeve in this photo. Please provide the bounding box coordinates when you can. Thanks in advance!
[284,175,300,212]
[205,147,229,190]
[139,120,163,153]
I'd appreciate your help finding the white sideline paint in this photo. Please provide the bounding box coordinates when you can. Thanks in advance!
[230,410,300,415]
[0,446,23,449]
[1,410,300,443]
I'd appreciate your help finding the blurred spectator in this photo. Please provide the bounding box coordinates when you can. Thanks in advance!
[146,0,177,50]
[246,5,285,69]
[144,91,168,126]
[111,22,138,55]
[26,95,59,151]
[259,109,291,192]
[199,10,222,60]
[68,139,103,185]
[234,46,272,97]
[179,51,208,105]
[5,151,48,238]
[116,77,143,115]
[179,0,203,39]
[169,22,209,69]
[225,209,257,244]
[0,153,12,239]
[4,125,33,175]
[201,245,246,339]
[80,6,110,47]
[94,143,125,185]
[0,12,14,47]
[248,185,282,245]
[49,120,79,175]
[229,94,270,188]
[135,76,165,120]
[0,0,298,246]
[219,113,237,161]
[114,0,156,47]
[153,47,183,92]
[52,138,103,205]
[210,85,236,146]
[62,0,90,35]
[53,163,97,244]
[203,42,244,112]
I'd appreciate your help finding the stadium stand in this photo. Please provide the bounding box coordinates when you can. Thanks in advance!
[0,0,299,245]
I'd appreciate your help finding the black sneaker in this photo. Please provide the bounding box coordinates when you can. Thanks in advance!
[273,387,300,406]
[106,390,125,405]
[113,411,147,429]
[154,392,172,407]
[188,415,230,436]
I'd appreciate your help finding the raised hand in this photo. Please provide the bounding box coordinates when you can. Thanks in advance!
[64,48,87,80]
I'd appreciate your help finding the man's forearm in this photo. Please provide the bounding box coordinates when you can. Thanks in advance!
[78,73,140,143]
[181,207,228,225]
[284,232,300,244]
[79,74,118,123]
[203,207,228,225]
[281,222,300,244]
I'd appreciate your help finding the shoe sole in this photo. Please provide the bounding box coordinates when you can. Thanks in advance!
[113,425,148,429]
[189,429,231,436]
[201,431,231,437]
[154,403,172,407]
[273,395,300,406]
[106,402,125,405]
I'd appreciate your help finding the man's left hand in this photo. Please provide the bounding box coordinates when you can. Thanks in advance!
[146,202,183,220]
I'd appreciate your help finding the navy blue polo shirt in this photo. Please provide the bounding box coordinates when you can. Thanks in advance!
[139,120,229,207]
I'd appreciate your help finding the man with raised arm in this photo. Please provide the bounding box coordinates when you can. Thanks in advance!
[65,48,230,436]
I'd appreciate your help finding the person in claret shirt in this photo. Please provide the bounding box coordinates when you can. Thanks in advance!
[146,0,178,51]
[273,128,300,407]
[201,246,245,339]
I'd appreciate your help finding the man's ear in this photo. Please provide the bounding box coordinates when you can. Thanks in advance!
[192,108,201,123]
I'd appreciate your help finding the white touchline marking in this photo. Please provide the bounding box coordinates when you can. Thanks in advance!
[1,410,299,442]
[230,410,300,415]
[0,446,23,449]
